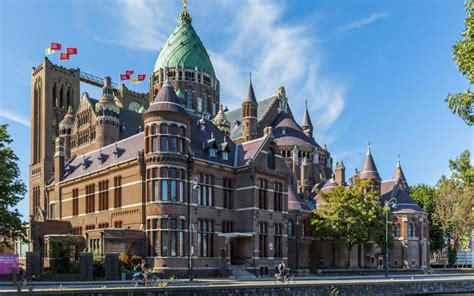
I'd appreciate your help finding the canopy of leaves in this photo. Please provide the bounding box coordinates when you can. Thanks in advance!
[433,150,474,249]
[311,180,387,252]
[447,0,474,125]
[409,184,444,250]
[0,124,27,250]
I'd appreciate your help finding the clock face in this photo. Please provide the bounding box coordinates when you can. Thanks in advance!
[129,101,141,112]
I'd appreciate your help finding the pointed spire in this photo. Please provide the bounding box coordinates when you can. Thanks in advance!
[179,0,192,22]
[301,100,313,137]
[392,154,408,184]
[359,141,380,180]
[244,75,257,103]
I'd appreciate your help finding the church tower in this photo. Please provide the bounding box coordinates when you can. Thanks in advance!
[29,57,80,218]
[242,78,258,142]
[95,77,120,148]
[151,0,219,116]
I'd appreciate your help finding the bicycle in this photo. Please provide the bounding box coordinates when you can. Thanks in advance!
[131,272,161,287]
[273,270,295,284]
[11,266,27,292]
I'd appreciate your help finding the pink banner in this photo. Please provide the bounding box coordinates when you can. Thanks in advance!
[0,254,19,275]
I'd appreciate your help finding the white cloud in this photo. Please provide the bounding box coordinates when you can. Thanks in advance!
[96,0,346,135]
[337,12,389,34]
[0,110,30,128]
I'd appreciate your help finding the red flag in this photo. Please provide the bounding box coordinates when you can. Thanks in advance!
[120,74,130,81]
[51,42,62,50]
[125,70,134,76]
[60,53,70,60]
[66,48,77,55]
[137,74,146,81]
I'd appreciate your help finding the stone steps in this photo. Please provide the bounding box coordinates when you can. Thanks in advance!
[229,265,256,279]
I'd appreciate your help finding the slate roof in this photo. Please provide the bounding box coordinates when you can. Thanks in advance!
[62,132,144,182]
[301,105,312,129]
[288,185,313,212]
[271,112,320,148]
[359,146,381,180]
[244,81,257,103]
[225,96,276,139]
[380,184,422,214]
[189,114,238,166]
[145,80,189,114]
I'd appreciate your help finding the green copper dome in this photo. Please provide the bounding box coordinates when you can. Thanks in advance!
[154,8,215,76]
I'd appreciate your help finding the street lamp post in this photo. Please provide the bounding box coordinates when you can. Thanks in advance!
[384,197,397,277]
[188,175,199,282]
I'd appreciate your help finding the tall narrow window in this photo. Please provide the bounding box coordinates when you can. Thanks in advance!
[258,222,268,258]
[161,180,168,201]
[274,223,283,258]
[114,176,122,208]
[223,178,234,209]
[186,89,193,109]
[198,219,214,257]
[72,188,79,216]
[258,179,268,209]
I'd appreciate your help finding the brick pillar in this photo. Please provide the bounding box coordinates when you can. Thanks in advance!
[105,252,120,280]
[26,252,41,280]
[79,252,93,281]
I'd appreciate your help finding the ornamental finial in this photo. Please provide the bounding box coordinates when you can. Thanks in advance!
[183,0,187,10]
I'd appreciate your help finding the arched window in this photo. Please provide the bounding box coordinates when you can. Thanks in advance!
[186,89,193,109]
[66,87,71,107]
[267,148,275,170]
[396,223,401,237]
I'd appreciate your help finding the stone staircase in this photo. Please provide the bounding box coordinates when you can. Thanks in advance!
[229,265,256,279]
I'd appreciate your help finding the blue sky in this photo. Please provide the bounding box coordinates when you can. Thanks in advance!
[0,0,472,219]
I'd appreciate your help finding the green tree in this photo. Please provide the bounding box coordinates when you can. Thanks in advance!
[409,184,445,251]
[447,0,474,125]
[433,150,474,251]
[311,180,387,267]
[0,124,27,251]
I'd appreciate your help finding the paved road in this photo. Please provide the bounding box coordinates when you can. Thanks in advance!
[1,273,474,292]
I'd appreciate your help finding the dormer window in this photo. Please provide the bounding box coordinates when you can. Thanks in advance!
[222,151,229,161]
[209,147,217,158]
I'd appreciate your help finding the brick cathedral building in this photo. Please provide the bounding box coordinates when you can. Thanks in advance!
[28,3,429,277]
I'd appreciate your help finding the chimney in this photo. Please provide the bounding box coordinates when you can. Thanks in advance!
[335,161,345,186]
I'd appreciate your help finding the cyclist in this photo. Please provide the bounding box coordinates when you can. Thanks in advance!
[278,259,289,281]
[140,258,149,287]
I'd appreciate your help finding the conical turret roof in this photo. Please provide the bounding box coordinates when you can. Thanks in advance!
[392,155,408,184]
[301,101,313,129]
[154,4,215,76]
[244,79,257,103]
[145,80,188,114]
[359,142,381,180]
[213,104,231,134]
